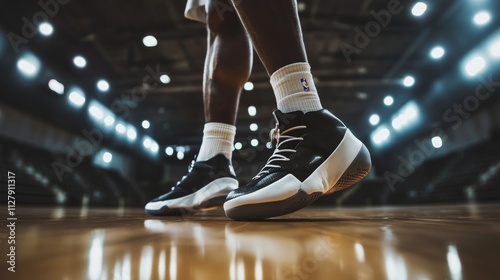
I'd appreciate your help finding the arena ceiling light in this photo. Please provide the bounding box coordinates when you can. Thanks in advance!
[102,152,113,163]
[68,91,86,107]
[403,76,415,87]
[104,115,115,127]
[127,126,137,141]
[430,46,445,59]
[151,141,160,153]
[384,96,394,106]
[411,2,427,17]
[244,81,254,91]
[17,55,40,77]
[160,74,171,84]
[165,147,174,156]
[473,11,491,26]
[38,22,53,36]
[465,56,486,77]
[143,137,152,148]
[97,80,110,92]
[371,126,391,145]
[488,39,500,58]
[88,105,104,120]
[391,102,419,131]
[251,139,259,147]
[115,123,127,134]
[177,150,185,160]
[151,142,159,153]
[248,106,257,116]
[250,123,258,131]
[143,35,158,47]
[142,120,150,129]
[234,142,242,150]
[432,136,443,148]
[48,79,64,95]
[369,114,380,126]
[73,56,87,68]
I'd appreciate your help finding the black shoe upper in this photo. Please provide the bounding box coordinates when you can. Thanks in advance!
[226,109,347,201]
[150,154,236,202]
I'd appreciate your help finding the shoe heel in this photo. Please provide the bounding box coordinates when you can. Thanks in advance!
[325,144,371,195]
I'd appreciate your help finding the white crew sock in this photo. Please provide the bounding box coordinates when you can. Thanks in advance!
[197,122,236,161]
[270,62,323,113]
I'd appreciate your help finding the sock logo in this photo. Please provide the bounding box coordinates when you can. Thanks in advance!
[300,78,310,92]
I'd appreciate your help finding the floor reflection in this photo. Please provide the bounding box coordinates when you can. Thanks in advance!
[142,218,427,280]
[14,205,500,280]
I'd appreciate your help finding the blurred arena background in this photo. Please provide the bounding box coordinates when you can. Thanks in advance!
[0,0,499,208]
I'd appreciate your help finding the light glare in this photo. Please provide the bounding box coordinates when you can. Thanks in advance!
[48,79,64,94]
[177,151,185,160]
[372,127,391,144]
[248,106,257,116]
[384,96,394,106]
[97,80,110,92]
[160,74,171,84]
[251,139,259,147]
[431,136,443,148]
[473,11,491,26]
[465,56,486,77]
[244,82,254,91]
[151,142,159,153]
[68,91,86,107]
[488,40,500,58]
[403,76,415,87]
[104,116,115,126]
[17,58,39,77]
[411,2,427,17]
[143,35,158,47]
[73,56,87,68]
[235,142,242,150]
[430,46,445,59]
[103,152,113,163]
[142,120,151,129]
[116,123,126,134]
[250,123,258,131]
[39,23,54,36]
[143,138,152,148]
[369,114,380,126]
[89,105,104,120]
[127,127,137,140]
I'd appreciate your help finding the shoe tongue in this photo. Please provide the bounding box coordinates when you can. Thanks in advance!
[273,110,304,132]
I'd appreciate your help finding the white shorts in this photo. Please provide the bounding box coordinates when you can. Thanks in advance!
[185,0,208,23]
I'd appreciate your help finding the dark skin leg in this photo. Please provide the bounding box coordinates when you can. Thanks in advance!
[204,0,253,125]
[230,0,307,75]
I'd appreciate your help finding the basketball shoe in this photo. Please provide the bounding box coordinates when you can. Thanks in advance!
[145,154,238,215]
[224,109,371,220]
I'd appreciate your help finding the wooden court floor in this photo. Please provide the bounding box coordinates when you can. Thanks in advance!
[3,204,500,280]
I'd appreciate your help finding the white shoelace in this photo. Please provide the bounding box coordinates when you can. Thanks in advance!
[253,125,307,179]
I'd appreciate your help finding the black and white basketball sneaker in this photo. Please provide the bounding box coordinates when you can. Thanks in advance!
[145,154,238,215]
[224,109,371,220]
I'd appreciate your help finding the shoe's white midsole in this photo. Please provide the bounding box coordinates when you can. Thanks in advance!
[223,129,362,210]
[145,177,238,211]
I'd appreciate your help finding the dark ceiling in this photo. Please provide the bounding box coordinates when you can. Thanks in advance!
[1,0,499,159]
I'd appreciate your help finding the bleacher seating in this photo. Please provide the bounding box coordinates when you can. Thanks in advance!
[0,137,145,207]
